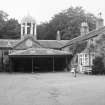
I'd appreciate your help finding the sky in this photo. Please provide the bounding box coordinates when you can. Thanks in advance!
[0,0,105,24]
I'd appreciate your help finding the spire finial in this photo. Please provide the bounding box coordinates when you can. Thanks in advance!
[27,10,30,17]
[98,12,102,18]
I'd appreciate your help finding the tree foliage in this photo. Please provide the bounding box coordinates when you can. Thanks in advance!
[93,34,105,68]
[92,56,105,74]
[0,19,20,39]
[37,22,55,40]
[90,34,105,74]
[0,10,8,31]
[37,7,96,40]
[69,41,87,55]
[95,34,105,56]
[0,10,20,39]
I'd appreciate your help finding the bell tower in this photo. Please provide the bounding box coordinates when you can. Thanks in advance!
[21,14,37,39]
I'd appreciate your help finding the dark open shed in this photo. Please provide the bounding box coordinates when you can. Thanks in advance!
[9,48,72,72]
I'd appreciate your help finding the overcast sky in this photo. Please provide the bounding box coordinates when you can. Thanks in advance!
[0,0,105,24]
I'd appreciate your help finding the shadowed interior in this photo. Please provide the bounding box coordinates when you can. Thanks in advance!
[10,56,70,72]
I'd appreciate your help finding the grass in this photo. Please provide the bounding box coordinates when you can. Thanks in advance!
[0,72,105,105]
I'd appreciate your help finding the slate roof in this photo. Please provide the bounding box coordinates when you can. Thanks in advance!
[9,48,71,56]
[38,40,69,49]
[0,39,19,48]
[0,39,69,49]
[61,26,105,48]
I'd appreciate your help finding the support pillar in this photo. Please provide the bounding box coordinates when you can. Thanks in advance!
[1,49,4,72]
[25,22,27,35]
[21,24,23,39]
[32,58,34,73]
[30,23,33,35]
[65,56,68,72]
[9,58,12,72]
[53,56,55,72]
[34,24,37,39]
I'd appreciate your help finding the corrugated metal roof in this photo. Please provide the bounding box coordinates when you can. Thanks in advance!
[9,48,71,56]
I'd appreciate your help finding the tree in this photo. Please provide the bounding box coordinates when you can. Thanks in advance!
[69,41,87,55]
[37,6,96,40]
[93,34,105,68]
[0,10,8,32]
[95,34,105,56]
[37,22,55,40]
[69,41,88,70]
[92,56,105,74]
[0,19,21,39]
[0,10,20,39]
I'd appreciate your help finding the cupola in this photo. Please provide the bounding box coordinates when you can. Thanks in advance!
[21,14,37,39]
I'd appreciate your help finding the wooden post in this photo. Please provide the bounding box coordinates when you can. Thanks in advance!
[32,57,34,73]
[53,56,55,72]
[1,49,4,72]
[74,68,76,77]
[65,56,68,72]
[9,57,12,72]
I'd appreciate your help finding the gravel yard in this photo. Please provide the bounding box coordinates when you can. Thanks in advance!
[0,72,105,105]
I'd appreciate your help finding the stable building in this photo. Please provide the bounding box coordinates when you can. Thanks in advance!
[0,15,72,72]
[1,14,105,73]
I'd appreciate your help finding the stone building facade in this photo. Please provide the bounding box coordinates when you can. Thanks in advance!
[77,15,104,73]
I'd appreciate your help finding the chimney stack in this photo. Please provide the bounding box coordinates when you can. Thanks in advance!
[56,30,61,40]
[96,13,104,29]
[80,22,89,36]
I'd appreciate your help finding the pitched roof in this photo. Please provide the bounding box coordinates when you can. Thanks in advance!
[12,36,42,49]
[0,39,19,48]
[38,40,69,49]
[61,26,105,48]
[0,38,69,49]
[9,48,71,56]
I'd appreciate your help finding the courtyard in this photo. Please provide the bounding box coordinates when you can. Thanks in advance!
[0,72,105,105]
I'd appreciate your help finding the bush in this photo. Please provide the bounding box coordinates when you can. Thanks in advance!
[92,56,105,74]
